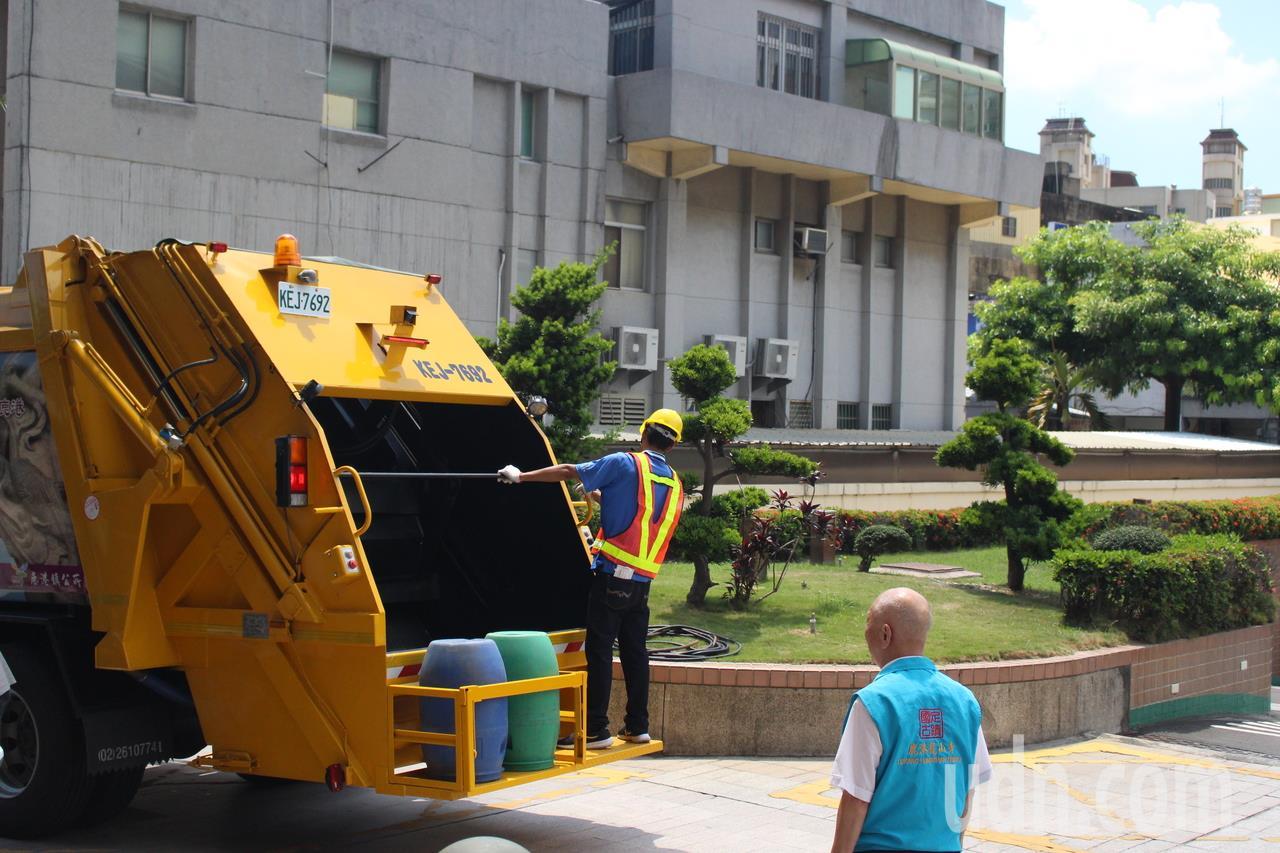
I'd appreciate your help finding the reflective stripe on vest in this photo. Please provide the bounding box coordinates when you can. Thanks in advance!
[590,452,683,578]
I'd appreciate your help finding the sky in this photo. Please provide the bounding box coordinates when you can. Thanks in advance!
[997,0,1279,193]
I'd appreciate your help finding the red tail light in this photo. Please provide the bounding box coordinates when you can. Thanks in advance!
[275,436,308,507]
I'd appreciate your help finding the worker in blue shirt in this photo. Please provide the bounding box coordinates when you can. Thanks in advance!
[830,587,992,853]
[498,409,684,750]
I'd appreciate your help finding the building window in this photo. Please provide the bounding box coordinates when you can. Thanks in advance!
[1173,207,1186,215]
[837,402,859,429]
[1216,206,1233,218]
[1205,141,1237,155]
[750,399,778,428]
[840,230,861,264]
[757,14,818,99]
[873,235,894,268]
[1204,178,1234,190]
[871,403,893,430]
[754,218,777,253]
[517,248,539,286]
[609,0,654,76]
[916,71,939,125]
[788,400,814,429]
[1001,216,1017,238]
[599,394,649,427]
[961,83,981,134]
[603,199,647,289]
[981,89,1002,140]
[324,50,381,133]
[939,78,961,131]
[520,90,536,158]
[893,66,915,119]
[115,8,187,99]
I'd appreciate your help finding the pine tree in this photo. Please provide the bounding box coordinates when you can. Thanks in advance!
[479,250,616,461]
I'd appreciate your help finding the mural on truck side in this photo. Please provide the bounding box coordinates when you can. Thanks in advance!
[0,351,85,601]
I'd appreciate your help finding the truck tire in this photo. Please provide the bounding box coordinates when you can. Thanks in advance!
[76,764,145,828]
[0,643,95,838]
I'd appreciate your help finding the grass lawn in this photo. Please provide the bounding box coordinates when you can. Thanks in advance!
[649,547,1125,664]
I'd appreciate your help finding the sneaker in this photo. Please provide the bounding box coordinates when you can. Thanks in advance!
[586,731,616,750]
[558,732,616,750]
[616,729,650,744]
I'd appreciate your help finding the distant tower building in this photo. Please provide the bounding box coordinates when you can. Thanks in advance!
[1201,128,1246,217]
[1039,117,1109,190]
[1243,186,1263,215]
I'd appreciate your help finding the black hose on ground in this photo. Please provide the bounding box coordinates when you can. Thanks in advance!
[632,625,742,661]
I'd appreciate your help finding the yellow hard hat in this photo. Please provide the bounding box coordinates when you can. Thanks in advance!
[641,408,683,443]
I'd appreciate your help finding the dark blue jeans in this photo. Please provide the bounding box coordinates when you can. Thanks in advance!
[585,572,650,736]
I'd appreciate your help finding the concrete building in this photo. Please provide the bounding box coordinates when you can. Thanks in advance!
[1202,128,1246,217]
[1038,117,1237,226]
[1080,184,1215,222]
[1038,117,1108,191]
[1,0,1040,433]
[1207,211,1280,244]
[1244,186,1263,215]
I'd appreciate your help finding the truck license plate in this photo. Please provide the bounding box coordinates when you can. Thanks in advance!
[278,282,331,319]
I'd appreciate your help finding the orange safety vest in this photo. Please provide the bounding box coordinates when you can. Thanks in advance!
[590,452,683,579]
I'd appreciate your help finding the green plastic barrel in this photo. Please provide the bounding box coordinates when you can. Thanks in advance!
[485,631,560,771]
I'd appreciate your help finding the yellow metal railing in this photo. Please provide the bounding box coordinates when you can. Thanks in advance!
[384,671,588,797]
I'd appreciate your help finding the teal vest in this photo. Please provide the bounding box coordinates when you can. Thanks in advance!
[851,656,981,853]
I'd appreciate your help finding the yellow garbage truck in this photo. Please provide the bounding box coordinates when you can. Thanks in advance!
[0,235,656,837]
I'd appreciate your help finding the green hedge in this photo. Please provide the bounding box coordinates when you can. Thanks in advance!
[1053,534,1275,642]
[836,508,997,553]
[1065,496,1280,543]
[819,496,1280,557]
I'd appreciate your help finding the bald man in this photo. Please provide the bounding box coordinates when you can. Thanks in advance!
[829,588,992,853]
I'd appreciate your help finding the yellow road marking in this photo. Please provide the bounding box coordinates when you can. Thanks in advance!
[992,739,1280,781]
[769,779,839,807]
[965,829,1086,852]
[484,764,649,810]
[487,786,586,810]
[1022,763,1137,832]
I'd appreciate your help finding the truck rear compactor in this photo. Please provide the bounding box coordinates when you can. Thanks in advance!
[0,235,657,837]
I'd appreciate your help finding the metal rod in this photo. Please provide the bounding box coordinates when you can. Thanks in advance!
[333,470,497,480]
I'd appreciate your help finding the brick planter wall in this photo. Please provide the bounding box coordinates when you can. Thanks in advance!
[1248,538,1280,679]
[609,624,1272,755]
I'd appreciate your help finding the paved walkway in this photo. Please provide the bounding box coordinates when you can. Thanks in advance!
[35,735,1280,851]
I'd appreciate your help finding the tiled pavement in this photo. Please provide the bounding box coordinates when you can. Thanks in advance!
[29,735,1280,851]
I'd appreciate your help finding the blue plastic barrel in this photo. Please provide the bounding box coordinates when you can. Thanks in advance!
[486,631,560,771]
[419,638,509,783]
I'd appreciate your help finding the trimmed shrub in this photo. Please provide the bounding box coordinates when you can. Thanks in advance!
[1091,525,1171,554]
[854,525,913,572]
[668,515,739,563]
[711,487,771,526]
[1053,534,1275,642]
[837,508,996,553]
[1064,496,1280,543]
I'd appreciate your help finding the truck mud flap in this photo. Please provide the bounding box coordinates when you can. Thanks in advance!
[82,705,178,774]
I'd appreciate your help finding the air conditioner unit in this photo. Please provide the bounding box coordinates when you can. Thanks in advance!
[615,326,659,371]
[704,334,748,377]
[795,227,828,255]
[754,337,798,381]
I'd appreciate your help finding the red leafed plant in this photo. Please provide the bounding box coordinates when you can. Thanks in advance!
[725,474,844,609]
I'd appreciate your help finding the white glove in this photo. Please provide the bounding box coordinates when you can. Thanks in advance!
[497,464,522,484]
